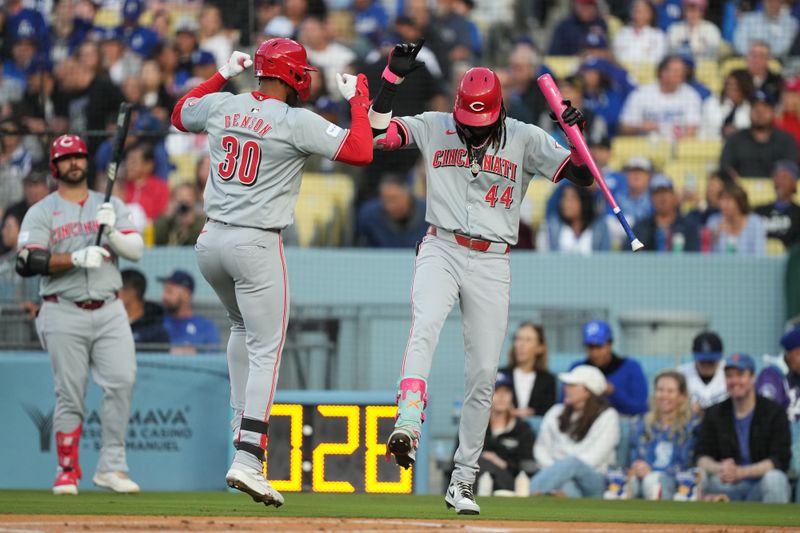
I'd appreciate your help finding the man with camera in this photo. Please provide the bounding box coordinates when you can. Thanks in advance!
[153,182,204,246]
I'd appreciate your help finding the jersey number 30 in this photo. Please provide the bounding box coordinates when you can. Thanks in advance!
[484,184,513,209]
[218,135,262,186]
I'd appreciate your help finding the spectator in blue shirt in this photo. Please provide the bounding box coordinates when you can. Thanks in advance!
[548,0,607,56]
[626,370,699,500]
[356,173,428,248]
[353,0,389,47]
[159,270,220,354]
[616,156,654,227]
[570,320,648,416]
[114,0,160,58]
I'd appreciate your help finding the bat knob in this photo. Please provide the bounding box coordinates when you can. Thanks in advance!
[631,239,645,252]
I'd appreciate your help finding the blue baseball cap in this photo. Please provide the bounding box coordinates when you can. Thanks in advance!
[158,270,195,293]
[650,173,674,192]
[9,15,40,42]
[495,371,513,390]
[724,353,755,373]
[780,325,800,352]
[692,331,723,362]
[583,320,612,345]
[191,49,217,67]
[123,0,144,21]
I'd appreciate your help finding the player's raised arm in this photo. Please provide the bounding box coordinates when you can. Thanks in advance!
[364,40,425,151]
[329,72,373,166]
[171,51,252,133]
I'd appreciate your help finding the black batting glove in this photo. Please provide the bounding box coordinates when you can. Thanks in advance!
[549,99,586,132]
[384,39,425,81]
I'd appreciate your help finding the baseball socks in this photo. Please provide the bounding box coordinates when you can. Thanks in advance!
[387,376,427,469]
[53,426,82,495]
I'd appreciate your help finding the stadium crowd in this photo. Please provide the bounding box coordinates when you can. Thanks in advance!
[0,0,799,256]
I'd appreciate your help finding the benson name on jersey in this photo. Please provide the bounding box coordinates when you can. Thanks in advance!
[432,149,517,182]
[222,113,273,137]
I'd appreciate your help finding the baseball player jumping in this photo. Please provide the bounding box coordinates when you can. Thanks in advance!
[171,38,373,507]
[16,134,144,495]
[347,41,593,514]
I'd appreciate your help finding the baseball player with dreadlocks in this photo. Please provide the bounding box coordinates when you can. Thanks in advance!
[171,38,372,507]
[338,41,593,514]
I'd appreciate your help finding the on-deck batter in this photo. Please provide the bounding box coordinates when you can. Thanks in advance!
[355,42,594,515]
[171,38,373,507]
[16,134,145,495]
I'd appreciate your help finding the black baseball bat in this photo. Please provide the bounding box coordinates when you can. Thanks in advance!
[96,102,133,245]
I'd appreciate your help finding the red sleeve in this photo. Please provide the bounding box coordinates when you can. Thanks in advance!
[171,72,227,132]
[333,100,373,166]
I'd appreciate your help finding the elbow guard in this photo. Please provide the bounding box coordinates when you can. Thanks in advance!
[16,248,50,277]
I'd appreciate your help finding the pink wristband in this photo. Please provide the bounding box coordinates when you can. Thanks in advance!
[382,66,401,84]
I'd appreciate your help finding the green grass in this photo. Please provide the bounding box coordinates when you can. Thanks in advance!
[0,491,798,527]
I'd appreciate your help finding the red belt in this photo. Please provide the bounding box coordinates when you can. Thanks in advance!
[427,226,510,254]
[43,294,115,310]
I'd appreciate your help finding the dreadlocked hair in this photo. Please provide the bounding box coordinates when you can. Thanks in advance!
[456,101,508,154]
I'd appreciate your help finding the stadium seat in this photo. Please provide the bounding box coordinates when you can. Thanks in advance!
[543,56,579,80]
[695,59,721,94]
[302,173,355,247]
[621,62,656,87]
[524,178,557,228]
[739,177,775,206]
[94,8,121,28]
[767,240,786,256]
[720,57,782,79]
[662,160,712,194]
[294,194,335,247]
[168,154,198,186]
[674,138,723,162]
[609,136,672,171]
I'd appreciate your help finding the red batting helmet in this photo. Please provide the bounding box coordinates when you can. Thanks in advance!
[253,38,317,102]
[454,67,503,127]
[49,134,88,177]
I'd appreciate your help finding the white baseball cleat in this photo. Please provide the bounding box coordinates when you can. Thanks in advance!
[445,480,480,515]
[226,465,284,508]
[92,471,140,493]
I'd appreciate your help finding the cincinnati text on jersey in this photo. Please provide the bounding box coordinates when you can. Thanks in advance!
[432,149,517,182]
[222,113,273,137]
[50,220,100,245]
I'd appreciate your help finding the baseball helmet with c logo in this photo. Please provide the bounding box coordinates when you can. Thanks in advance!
[454,67,502,127]
[49,134,89,177]
[253,38,317,102]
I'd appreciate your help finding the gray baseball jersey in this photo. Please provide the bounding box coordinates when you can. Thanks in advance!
[18,189,138,479]
[179,92,349,229]
[18,191,136,300]
[395,112,570,244]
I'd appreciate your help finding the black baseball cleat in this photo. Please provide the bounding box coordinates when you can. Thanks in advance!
[386,427,418,469]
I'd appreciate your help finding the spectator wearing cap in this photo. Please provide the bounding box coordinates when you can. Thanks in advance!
[678,331,728,413]
[356,173,428,248]
[615,156,654,228]
[632,174,700,252]
[706,182,766,256]
[757,325,800,422]
[498,322,556,418]
[625,370,700,500]
[676,53,712,103]
[754,161,800,250]
[775,76,800,148]
[153,182,205,246]
[618,55,701,140]
[459,372,535,496]
[731,42,783,104]
[4,12,47,89]
[720,90,797,179]
[666,0,721,60]
[352,0,389,49]
[188,49,218,85]
[122,143,169,221]
[577,57,633,137]
[119,269,169,349]
[530,365,620,498]
[570,320,648,416]
[114,0,160,58]
[1,168,50,232]
[612,0,666,64]
[3,0,49,61]
[99,28,143,86]
[198,5,234,69]
[537,181,611,254]
[49,0,93,65]
[548,0,607,56]
[0,118,33,215]
[695,353,791,503]
[159,270,220,355]
[699,70,753,140]
[734,0,797,59]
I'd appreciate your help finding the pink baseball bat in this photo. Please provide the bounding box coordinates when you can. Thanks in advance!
[537,73,644,252]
